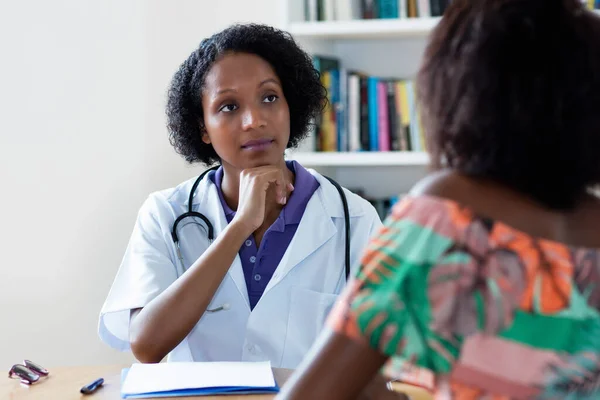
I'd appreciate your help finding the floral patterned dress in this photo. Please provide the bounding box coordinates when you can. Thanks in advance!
[327,194,600,399]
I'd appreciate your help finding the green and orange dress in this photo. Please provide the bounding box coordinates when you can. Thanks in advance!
[327,194,600,399]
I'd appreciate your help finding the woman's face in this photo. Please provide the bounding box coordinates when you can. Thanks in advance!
[201,52,290,170]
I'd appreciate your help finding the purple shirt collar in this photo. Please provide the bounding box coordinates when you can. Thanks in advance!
[208,161,320,310]
[210,161,317,229]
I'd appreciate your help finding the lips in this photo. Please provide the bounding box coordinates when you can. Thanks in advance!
[241,138,274,151]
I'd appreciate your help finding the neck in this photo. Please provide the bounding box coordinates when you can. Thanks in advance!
[220,159,293,214]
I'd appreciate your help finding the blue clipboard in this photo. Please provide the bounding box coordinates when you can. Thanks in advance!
[120,368,280,398]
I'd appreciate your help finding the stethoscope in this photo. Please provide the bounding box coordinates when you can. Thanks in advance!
[171,165,351,312]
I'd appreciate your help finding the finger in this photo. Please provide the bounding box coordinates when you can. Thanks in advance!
[279,170,289,204]
[268,180,285,205]
[275,180,286,205]
[258,173,286,204]
[261,170,286,190]
[254,169,289,204]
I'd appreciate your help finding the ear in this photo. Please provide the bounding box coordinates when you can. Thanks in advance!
[201,131,211,144]
[199,122,211,144]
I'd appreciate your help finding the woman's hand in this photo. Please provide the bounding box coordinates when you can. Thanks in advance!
[357,375,410,400]
[233,165,294,232]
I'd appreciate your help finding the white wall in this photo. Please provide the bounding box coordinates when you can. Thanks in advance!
[0,0,280,368]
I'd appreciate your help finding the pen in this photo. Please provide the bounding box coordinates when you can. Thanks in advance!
[80,377,104,395]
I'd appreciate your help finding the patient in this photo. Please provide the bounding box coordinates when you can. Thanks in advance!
[276,0,600,399]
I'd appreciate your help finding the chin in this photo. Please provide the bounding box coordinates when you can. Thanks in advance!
[237,149,285,169]
[243,158,281,169]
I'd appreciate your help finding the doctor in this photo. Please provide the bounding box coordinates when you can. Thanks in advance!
[98,23,382,368]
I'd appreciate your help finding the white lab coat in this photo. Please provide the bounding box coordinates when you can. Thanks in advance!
[98,168,382,368]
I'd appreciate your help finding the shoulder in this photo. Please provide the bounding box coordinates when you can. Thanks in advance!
[404,170,480,226]
[409,169,543,218]
[138,175,207,219]
[367,172,487,259]
[409,169,481,203]
[385,193,470,244]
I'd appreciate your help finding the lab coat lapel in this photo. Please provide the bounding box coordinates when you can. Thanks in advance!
[263,189,337,294]
[194,177,250,308]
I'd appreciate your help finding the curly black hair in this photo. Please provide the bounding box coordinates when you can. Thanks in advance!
[418,0,600,210]
[166,23,326,166]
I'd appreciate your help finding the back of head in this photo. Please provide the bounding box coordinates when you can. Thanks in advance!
[418,0,600,210]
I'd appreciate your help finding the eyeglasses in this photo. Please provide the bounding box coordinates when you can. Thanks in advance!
[8,360,49,385]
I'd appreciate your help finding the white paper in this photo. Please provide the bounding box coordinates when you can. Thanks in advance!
[121,361,276,395]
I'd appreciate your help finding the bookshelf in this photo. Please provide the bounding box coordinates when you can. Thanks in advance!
[279,2,600,209]
[287,17,440,39]
[281,0,436,199]
[288,151,429,167]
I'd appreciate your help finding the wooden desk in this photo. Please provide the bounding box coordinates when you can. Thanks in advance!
[1,365,292,400]
[1,365,433,400]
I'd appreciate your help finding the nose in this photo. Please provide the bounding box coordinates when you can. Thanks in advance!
[241,105,266,131]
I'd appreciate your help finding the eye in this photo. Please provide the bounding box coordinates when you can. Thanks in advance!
[219,104,238,113]
[263,95,278,103]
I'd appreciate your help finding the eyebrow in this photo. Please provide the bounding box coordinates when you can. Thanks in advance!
[258,78,280,88]
[216,88,236,96]
[214,78,281,96]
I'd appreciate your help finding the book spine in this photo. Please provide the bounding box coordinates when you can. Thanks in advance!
[386,81,400,151]
[305,0,319,20]
[397,81,412,150]
[417,0,431,17]
[368,77,379,151]
[429,0,441,16]
[398,0,408,18]
[377,81,390,151]
[359,77,370,150]
[406,80,420,151]
[318,0,325,20]
[361,0,378,18]
[407,0,417,17]
[328,70,340,151]
[378,0,399,18]
[338,68,348,152]
[394,82,408,151]
[348,74,361,152]
[336,0,362,19]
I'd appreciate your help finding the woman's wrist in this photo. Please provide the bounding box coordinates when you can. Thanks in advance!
[226,219,255,243]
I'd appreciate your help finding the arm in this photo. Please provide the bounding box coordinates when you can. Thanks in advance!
[129,220,251,363]
[276,328,408,400]
[129,166,292,363]
[278,195,438,400]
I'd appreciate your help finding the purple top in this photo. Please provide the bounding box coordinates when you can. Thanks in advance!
[209,161,320,310]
